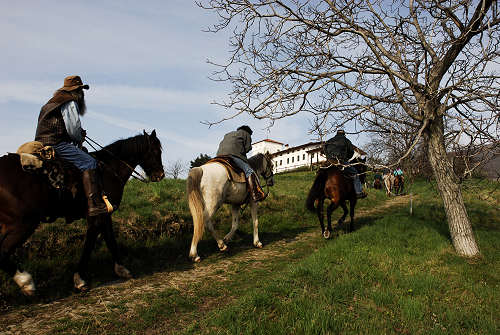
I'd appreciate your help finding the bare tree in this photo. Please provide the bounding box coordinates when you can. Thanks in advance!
[198,0,500,257]
[165,159,186,179]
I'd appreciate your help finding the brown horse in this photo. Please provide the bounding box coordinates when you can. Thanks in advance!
[306,158,366,238]
[0,131,164,295]
[393,175,404,195]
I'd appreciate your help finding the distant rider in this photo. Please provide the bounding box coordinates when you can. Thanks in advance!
[216,125,266,202]
[35,75,108,216]
[323,129,367,199]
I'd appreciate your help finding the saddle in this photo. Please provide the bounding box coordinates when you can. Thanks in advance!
[206,155,246,183]
[16,141,80,195]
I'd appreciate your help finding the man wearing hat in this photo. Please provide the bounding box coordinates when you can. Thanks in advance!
[216,125,266,202]
[323,129,367,198]
[35,75,108,216]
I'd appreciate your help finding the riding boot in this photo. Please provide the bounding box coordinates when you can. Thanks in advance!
[247,173,266,202]
[82,169,109,217]
[353,174,367,199]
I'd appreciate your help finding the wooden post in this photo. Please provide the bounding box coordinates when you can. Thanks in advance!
[409,193,413,215]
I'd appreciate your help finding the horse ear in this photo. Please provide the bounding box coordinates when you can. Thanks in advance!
[143,129,147,136]
[151,129,157,138]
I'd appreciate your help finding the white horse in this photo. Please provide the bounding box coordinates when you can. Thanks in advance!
[186,153,274,262]
[383,173,395,196]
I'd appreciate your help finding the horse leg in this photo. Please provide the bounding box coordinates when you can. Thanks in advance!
[250,201,262,248]
[316,198,327,238]
[100,215,131,279]
[74,217,100,291]
[326,201,340,237]
[347,199,357,232]
[337,201,349,226]
[203,199,227,253]
[224,205,240,243]
[0,218,37,296]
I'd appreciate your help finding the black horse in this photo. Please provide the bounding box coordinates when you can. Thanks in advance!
[306,158,367,238]
[0,130,164,295]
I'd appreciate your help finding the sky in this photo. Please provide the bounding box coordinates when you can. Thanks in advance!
[0,0,321,175]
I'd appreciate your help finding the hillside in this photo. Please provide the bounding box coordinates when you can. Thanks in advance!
[0,171,499,334]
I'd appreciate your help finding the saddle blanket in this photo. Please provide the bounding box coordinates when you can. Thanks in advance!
[205,156,246,183]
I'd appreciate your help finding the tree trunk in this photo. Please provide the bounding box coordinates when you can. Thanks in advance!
[425,116,480,257]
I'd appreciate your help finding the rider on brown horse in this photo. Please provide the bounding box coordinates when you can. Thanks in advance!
[216,125,266,202]
[323,129,367,199]
[35,75,108,217]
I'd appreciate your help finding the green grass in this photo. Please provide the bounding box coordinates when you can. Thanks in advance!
[1,171,499,334]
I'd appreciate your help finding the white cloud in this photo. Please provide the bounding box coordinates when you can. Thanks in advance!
[0,80,224,111]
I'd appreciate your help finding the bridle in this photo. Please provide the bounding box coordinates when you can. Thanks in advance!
[84,136,150,183]
[240,154,274,213]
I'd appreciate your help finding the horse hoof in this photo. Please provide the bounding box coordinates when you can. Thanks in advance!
[254,241,263,248]
[73,273,88,291]
[219,244,228,252]
[323,231,331,239]
[21,288,36,296]
[14,271,36,296]
[194,256,201,263]
[114,263,132,279]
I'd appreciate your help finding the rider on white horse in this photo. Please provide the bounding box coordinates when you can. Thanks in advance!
[216,125,266,202]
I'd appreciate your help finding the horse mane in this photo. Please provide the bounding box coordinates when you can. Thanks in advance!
[248,153,265,170]
[91,134,150,161]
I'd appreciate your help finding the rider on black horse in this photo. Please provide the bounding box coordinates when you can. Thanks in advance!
[35,75,108,217]
[323,129,367,199]
[216,125,266,202]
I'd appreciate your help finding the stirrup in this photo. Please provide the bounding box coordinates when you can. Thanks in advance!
[102,195,114,213]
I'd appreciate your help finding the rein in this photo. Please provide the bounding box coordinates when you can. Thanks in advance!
[240,157,273,214]
[84,136,149,183]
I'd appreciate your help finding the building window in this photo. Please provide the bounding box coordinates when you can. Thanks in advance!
[287,158,289,164]
[303,154,306,160]
[292,157,294,163]
[280,160,282,166]
[297,155,300,161]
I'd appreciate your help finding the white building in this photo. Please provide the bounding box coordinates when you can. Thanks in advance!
[252,139,327,173]
[251,139,285,155]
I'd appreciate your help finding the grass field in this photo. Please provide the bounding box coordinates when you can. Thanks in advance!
[0,171,499,334]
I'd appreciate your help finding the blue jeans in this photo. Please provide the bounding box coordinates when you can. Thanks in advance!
[53,142,97,171]
[231,156,254,178]
[343,163,363,194]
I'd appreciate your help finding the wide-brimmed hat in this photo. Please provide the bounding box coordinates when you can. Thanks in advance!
[60,75,89,91]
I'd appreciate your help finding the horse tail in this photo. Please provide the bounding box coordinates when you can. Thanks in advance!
[306,170,327,212]
[187,167,205,249]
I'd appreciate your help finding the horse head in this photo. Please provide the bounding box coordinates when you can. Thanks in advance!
[261,152,275,187]
[139,130,165,182]
[249,152,274,187]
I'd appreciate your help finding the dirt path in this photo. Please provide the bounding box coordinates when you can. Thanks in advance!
[0,195,413,335]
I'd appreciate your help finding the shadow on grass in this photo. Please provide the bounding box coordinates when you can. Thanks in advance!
[0,223,316,313]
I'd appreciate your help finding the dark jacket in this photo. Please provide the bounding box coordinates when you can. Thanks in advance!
[35,90,75,146]
[324,133,354,162]
[216,129,252,162]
